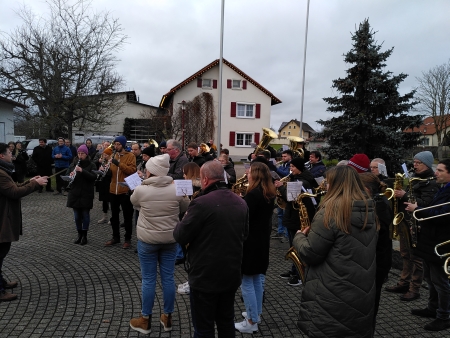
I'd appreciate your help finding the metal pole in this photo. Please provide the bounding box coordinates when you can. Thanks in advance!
[217,0,225,156]
[299,0,310,138]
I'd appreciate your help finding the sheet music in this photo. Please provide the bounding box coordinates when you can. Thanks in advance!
[378,163,388,177]
[287,181,303,201]
[402,163,409,177]
[124,172,142,190]
[175,180,194,196]
[315,176,325,186]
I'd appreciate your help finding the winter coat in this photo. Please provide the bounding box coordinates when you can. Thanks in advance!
[190,155,206,167]
[168,152,189,180]
[280,171,317,231]
[308,161,326,178]
[374,195,393,279]
[131,175,187,244]
[12,150,29,178]
[414,183,450,264]
[241,186,275,275]
[66,158,97,209]
[276,161,290,178]
[0,169,40,243]
[293,200,377,338]
[52,145,72,168]
[31,145,53,175]
[174,182,249,293]
[109,151,136,195]
[224,164,236,188]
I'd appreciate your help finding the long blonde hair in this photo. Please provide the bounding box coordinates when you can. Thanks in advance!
[318,166,369,233]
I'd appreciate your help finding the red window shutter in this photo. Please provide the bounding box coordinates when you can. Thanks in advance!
[231,102,236,117]
[229,132,235,146]
[242,80,247,89]
[197,78,202,88]
[254,132,260,144]
[213,80,217,89]
[227,79,232,88]
[255,104,261,118]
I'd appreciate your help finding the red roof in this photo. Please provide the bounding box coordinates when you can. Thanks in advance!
[404,115,450,135]
[160,59,282,108]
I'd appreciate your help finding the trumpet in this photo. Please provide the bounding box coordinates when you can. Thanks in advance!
[434,240,450,278]
[412,202,450,221]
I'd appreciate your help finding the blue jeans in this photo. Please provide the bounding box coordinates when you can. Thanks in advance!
[138,241,176,316]
[73,208,90,231]
[241,274,264,323]
[175,243,185,260]
[190,287,237,338]
[423,260,450,320]
[277,207,288,237]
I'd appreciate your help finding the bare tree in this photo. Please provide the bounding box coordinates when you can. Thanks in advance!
[0,0,126,140]
[416,61,450,160]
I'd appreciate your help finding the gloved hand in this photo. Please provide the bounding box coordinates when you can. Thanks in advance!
[111,159,119,166]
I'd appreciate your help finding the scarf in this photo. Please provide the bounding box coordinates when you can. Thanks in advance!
[0,158,15,175]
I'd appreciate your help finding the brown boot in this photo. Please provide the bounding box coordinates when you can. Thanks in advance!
[130,314,151,334]
[2,278,18,289]
[160,313,172,332]
[0,290,17,302]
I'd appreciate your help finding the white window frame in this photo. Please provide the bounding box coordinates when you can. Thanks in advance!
[235,132,254,147]
[202,79,212,89]
[236,102,255,119]
[232,79,241,89]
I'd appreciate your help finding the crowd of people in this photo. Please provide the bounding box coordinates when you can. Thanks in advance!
[1,136,450,337]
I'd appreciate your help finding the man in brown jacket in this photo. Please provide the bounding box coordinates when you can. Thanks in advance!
[104,136,136,249]
[0,143,48,301]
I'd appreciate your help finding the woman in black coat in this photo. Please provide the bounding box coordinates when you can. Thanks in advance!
[235,162,276,334]
[66,145,97,245]
[12,141,29,183]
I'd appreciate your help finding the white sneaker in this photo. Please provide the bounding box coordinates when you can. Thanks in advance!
[241,312,261,324]
[177,281,190,294]
[234,319,258,334]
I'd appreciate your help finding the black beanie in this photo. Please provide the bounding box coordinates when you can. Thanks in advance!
[290,157,305,171]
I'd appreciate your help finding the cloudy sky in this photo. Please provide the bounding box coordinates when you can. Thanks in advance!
[1,0,449,132]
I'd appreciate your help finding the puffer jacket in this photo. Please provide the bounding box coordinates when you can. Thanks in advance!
[131,176,187,244]
[293,199,378,338]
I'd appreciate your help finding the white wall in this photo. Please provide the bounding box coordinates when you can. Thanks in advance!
[0,102,15,143]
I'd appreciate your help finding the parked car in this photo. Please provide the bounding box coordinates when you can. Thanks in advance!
[22,139,58,156]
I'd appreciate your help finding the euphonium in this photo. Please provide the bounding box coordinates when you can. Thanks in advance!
[286,136,305,158]
[148,138,159,148]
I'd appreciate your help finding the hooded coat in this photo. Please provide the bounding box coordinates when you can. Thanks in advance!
[293,200,378,338]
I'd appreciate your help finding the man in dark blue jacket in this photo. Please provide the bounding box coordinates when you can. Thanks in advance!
[407,159,450,332]
[52,137,72,195]
[308,151,326,178]
[174,161,248,337]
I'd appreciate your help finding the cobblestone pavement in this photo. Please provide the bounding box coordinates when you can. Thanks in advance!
[0,189,449,337]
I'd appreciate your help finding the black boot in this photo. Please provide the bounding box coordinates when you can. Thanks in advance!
[74,230,82,244]
[80,230,88,245]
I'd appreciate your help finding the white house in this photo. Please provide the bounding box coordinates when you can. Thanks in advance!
[0,96,27,143]
[159,59,281,159]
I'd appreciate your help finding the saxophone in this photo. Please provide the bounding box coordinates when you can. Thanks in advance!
[391,173,405,239]
[284,191,321,284]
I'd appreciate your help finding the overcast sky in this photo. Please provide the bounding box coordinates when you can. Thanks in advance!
[1,0,449,132]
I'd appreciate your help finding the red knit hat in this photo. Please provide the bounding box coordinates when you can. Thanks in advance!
[347,154,370,173]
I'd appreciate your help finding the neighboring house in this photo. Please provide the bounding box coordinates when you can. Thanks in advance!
[404,115,450,146]
[0,96,27,143]
[278,119,315,139]
[72,91,160,144]
[159,58,281,159]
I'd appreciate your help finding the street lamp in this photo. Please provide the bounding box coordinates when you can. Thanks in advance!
[178,100,186,149]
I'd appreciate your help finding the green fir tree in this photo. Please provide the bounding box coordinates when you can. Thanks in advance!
[316,19,422,172]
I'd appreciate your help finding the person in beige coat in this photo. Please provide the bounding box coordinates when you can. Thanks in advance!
[129,153,188,334]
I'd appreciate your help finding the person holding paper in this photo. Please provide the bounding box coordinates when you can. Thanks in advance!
[385,151,439,301]
[104,136,136,249]
[129,154,187,334]
[293,165,377,338]
[65,145,97,245]
[274,157,317,287]
[370,158,391,187]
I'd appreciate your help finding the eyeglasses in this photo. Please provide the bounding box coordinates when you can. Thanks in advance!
[370,166,378,169]
[413,161,423,165]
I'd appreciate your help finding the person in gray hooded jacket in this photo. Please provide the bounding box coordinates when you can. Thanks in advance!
[293,165,378,338]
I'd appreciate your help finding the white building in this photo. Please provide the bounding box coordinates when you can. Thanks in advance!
[0,96,27,143]
[159,59,281,159]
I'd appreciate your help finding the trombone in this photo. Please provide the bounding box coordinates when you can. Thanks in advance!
[412,202,450,221]
[434,240,450,278]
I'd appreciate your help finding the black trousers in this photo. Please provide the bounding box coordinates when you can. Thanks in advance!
[0,242,12,291]
[109,193,133,241]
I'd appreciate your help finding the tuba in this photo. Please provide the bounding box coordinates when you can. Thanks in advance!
[232,128,278,196]
[148,138,159,148]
